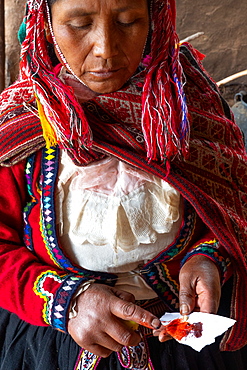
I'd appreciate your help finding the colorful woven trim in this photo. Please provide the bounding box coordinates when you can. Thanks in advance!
[140,200,196,310]
[26,146,118,331]
[181,239,231,283]
[39,146,88,272]
[23,153,37,251]
[33,270,87,330]
[74,350,101,370]
[117,333,155,370]
[74,337,155,370]
[51,274,87,331]
[38,146,118,280]
[33,270,69,325]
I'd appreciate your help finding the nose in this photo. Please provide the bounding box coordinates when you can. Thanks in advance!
[93,24,119,60]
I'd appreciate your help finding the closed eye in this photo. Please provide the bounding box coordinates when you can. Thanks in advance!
[69,23,92,30]
[117,20,136,27]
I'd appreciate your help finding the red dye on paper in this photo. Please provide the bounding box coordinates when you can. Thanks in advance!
[161,318,203,340]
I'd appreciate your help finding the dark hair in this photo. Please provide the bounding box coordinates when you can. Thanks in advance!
[46,0,57,7]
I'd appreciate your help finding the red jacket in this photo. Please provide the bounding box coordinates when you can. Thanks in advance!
[0,146,229,334]
[0,45,246,351]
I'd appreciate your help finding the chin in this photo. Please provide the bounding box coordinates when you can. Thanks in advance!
[87,81,125,94]
[80,74,130,94]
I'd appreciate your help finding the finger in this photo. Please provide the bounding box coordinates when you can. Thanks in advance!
[71,325,132,357]
[92,332,125,354]
[153,329,172,342]
[195,283,220,313]
[69,315,139,353]
[159,332,173,342]
[105,319,141,347]
[179,279,196,316]
[179,255,221,315]
[110,298,161,330]
[86,343,113,358]
[191,261,221,313]
[111,287,136,303]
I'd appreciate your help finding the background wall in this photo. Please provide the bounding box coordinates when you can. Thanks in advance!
[176,0,247,104]
[5,0,26,86]
[177,0,247,82]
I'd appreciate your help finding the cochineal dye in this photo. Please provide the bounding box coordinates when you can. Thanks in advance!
[161,318,203,340]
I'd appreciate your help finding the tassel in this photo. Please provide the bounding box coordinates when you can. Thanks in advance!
[142,0,189,164]
[36,97,57,148]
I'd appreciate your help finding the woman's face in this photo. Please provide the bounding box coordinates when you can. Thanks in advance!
[51,0,149,93]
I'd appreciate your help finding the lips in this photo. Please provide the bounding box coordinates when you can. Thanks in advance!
[87,68,122,79]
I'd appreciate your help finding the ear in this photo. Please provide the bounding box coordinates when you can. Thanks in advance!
[44,21,53,43]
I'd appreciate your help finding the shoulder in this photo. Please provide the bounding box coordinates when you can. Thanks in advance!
[0,78,34,114]
[0,90,45,166]
[179,43,245,153]
[179,43,232,120]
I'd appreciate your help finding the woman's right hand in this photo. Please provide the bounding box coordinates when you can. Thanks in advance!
[68,283,161,357]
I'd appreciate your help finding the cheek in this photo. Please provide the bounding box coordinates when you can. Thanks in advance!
[53,28,88,72]
[125,32,148,70]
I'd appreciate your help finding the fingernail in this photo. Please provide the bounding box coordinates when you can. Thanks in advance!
[180,304,189,315]
[151,318,161,329]
[160,333,171,343]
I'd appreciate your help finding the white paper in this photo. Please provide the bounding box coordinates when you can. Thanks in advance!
[159,312,236,352]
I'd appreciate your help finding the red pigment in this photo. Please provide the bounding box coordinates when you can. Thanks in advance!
[139,320,154,329]
[161,318,203,340]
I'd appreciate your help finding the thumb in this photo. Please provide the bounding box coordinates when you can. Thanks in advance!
[179,273,196,316]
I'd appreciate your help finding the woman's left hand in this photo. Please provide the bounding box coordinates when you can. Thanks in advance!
[179,254,221,316]
[153,255,221,342]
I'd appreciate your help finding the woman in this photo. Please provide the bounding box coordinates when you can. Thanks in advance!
[0,0,247,369]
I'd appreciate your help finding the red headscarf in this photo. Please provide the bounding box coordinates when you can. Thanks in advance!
[1,0,189,165]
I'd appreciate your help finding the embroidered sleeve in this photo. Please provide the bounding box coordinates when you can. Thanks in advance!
[181,238,231,283]
[33,271,91,331]
[0,159,114,332]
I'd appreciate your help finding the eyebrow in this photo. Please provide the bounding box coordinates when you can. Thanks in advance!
[64,5,143,18]
[113,5,143,12]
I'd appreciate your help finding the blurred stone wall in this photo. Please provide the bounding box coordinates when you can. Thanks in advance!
[4,0,247,88]
[176,0,247,83]
[5,0,26,86]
